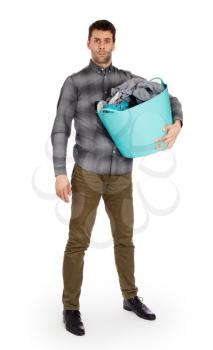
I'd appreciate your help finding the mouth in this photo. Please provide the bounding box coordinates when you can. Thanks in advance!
[98,53,106,56]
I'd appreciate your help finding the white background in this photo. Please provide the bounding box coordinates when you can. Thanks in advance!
[0,0,213,349]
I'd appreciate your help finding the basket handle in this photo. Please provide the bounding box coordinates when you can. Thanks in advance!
[149,77,166,86]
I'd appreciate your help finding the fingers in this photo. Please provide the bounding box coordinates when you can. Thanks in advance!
[155,131,169,143]
[61,189,68,202]
[166,139,175,149]
[155,125,178,148]
[155,124,174,143]
[155,136,170,148]
[58,189,69,202]
[155,135,168,142]
[155,136,174,149]
[155,141,169,149]
[56,184,72,203]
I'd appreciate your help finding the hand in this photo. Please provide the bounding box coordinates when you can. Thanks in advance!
[155,120,182,150]
[55,174,72,203]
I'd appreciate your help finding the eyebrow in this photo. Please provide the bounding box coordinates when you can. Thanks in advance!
[92,37,112,40]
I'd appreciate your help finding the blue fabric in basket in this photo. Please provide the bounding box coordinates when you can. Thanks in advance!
[104,100,129,111]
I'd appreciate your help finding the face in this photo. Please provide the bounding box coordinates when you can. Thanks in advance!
[87,29,115,67]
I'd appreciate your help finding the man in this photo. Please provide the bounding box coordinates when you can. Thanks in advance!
[51,19,183,336]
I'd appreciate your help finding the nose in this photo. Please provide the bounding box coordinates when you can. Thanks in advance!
[98,41,106,50]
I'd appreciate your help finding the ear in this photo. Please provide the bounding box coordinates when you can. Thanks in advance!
[87,40,90,49]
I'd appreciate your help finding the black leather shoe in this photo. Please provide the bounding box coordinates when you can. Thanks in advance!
[123,296,156,320]
[63,309,85,335]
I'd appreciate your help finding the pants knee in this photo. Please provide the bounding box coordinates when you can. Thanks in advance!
[64,237,90,253]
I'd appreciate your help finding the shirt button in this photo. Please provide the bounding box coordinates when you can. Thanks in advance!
[113,150,116,154]
[104,90,107,93]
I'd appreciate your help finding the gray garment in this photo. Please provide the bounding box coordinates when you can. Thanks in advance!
[50,59,183,177]
[111,77,183,122]
[111,77,165,102]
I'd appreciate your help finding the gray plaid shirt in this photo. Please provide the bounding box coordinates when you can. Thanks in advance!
[51,59,183,177]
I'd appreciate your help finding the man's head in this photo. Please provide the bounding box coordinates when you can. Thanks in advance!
[87,20,116,68]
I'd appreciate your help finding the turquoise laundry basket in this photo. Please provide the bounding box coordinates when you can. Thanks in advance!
[97,77,173,158]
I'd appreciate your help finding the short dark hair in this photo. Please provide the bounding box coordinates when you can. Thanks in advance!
[88,20,116,42]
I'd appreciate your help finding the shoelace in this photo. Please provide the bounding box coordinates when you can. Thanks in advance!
[132,296,144,304]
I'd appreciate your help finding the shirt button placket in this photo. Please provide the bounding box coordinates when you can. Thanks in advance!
[102,68,108,97]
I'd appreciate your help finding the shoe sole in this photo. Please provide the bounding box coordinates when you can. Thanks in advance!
[63,316,85,336]
[123,305,156,320]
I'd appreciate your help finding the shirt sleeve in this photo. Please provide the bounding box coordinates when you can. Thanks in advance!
[130,72,183,127]
[168,93,183,127]
[50,76,77,177]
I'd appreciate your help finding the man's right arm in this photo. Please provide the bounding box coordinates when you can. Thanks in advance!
[51,75,77,177]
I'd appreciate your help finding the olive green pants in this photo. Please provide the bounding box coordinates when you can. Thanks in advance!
[62,163,138,310]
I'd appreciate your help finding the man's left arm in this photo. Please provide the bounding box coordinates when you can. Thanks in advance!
[169,93,183,127]
[155,92,183,150]
[129,71,183,149]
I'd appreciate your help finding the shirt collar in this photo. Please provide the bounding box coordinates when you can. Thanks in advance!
[89,58,114,74]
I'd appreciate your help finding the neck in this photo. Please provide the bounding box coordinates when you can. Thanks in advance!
[91,57,112,69]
